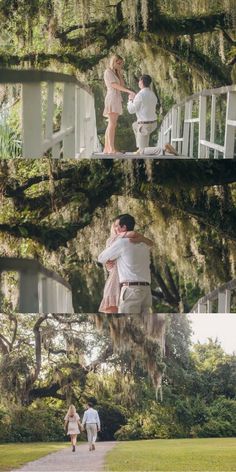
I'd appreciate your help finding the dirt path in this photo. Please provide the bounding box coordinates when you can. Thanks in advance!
[12,441,116,472]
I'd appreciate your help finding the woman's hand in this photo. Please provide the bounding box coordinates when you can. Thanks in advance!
[129,92,136,100]
[129,233,145,244]
[106,260,115,270]
[127,232,154,246]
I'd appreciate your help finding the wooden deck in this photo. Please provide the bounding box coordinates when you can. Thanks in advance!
[92,152,192,159]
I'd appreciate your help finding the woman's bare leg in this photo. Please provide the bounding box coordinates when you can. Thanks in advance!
[71,434,77,451]
[104,113,119,153]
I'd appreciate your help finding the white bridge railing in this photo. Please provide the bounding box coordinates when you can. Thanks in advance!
[0,68,100,158]
[0,257,74,313]
[158,85,236,158]
[190,278,236,313]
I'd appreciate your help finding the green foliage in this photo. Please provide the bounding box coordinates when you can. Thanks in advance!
[115,402,186,440]
[0,314,235,443]
[0,124,22,158]
[0,404,65,443]
[97,401,127,441]
[193,397,236,438]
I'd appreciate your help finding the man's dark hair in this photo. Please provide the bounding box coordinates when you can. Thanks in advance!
[140,74,152,87]
[115,213,135,231]
[87,401,94,407]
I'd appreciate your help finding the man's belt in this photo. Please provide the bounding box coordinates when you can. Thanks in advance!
[120,282,150,287]
[137,120,156,124]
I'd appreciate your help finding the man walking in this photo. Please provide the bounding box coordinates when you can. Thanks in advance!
[127,74,157,154]
[82,402,101,451]
[98,214,152,314]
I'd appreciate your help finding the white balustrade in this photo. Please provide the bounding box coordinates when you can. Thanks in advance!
[190,278,236,313]
[0,257,74,313]
[0,68,100,158]
[158,85,236,158]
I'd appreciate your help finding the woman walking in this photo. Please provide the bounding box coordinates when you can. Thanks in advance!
[103,54,135,154]
[64,404,82,452]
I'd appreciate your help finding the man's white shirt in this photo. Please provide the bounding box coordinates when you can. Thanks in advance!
[127,88,157,121]
[98,238,151,283]
[82,408,100,428]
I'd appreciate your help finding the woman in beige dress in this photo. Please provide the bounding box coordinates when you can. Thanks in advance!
[99,224,153,313]
[64,404,83,452]
[103,54,135,154]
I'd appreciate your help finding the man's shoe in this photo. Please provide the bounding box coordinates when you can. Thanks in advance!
[164,143,178,156]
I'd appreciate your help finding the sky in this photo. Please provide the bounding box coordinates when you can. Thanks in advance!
[188,314,236,354]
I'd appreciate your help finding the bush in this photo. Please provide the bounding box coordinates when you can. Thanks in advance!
[115,402,186,440]
[0,404,66,443]
[97,401,127,441]
[192,398,236,438]
[0,407,11,442]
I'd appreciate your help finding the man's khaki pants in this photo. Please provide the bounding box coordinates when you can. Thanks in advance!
[132,121,157,152]
[86,424,97,447]
[118,285,152,314]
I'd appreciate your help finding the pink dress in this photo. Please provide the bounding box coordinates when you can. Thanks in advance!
[99,234,121,313]
[103,68,122,117]
[64,413,81,435]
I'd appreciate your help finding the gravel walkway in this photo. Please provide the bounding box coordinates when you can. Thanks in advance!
[12,441,116,472]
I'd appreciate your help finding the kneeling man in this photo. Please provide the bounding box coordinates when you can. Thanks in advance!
[127,74,157,154]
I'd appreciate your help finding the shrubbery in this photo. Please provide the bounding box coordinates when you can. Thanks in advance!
[115,398,236,441]
[0,404,65,443]
[2,397,235,443]
[192,398,236,438]
[97,401,127,440]
[115,402,186,440]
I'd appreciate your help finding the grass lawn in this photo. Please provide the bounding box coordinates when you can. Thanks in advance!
[105,438,236,471]
[0,442,68,471]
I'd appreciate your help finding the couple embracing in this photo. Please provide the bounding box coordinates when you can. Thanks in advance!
[98,214,153,314]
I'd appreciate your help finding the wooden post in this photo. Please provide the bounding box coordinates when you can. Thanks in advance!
[207,300,213,313]
[225,289,231,312]
[224,91,236,158]
[61,83,76,158]
[76,88,86,157]
[210,94,216,158]
[171,107,177,147]
[183,100,192,157]
[218,291,225,312]
[198,95,207,158]
[22,83,43,158]
[198,302,207,313]
[19,270,39,312]
[45,82,54,141]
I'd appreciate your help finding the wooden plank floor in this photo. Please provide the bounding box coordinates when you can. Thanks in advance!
[92,153,194,159]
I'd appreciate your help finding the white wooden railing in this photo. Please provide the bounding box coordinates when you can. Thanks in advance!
[190,278,236,313]
[158,85,236,158]
[0,68,100,158]
[0,257,74,313]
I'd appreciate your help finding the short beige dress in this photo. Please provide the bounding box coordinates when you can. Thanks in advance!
[99,234,122,313]
[64,413,81,435]
[103,68,122,117]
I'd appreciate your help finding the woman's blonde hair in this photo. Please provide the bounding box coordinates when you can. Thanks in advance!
[67,404,76,417]
[109,54,123,71]
[110,222,117,236]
